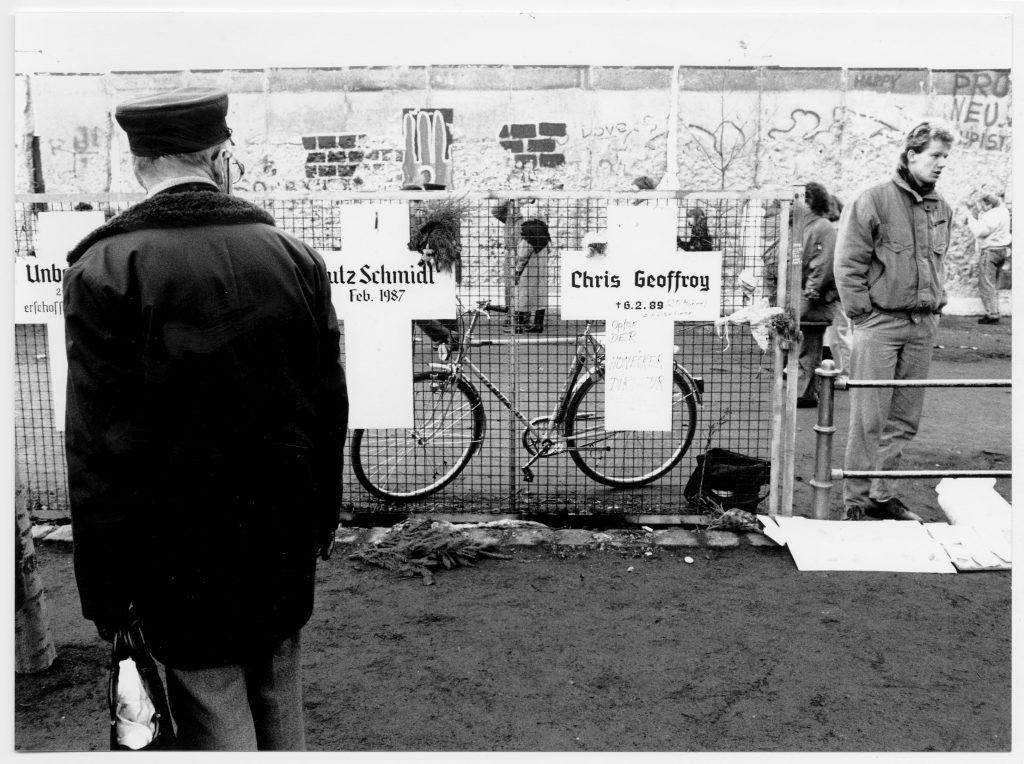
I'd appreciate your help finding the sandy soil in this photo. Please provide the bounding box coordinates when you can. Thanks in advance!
[14,316,1013,752]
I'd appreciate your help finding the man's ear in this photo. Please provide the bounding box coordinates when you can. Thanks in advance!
[210,147,227,190]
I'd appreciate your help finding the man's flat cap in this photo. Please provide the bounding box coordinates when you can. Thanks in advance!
[115,87,231,157]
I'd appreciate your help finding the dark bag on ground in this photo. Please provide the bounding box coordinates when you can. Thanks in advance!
[108,622,176,751]
[684,448,771,512]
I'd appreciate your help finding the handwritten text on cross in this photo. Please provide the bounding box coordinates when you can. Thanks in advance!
[560,206,722,431]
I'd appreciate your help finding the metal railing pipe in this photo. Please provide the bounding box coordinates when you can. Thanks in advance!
[811,365,1012,520]
[810,360,840,519]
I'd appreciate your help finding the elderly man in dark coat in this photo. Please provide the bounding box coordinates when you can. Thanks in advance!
[63,87,348,750]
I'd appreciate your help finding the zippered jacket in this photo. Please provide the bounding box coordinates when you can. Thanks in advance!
[834,171,951,321]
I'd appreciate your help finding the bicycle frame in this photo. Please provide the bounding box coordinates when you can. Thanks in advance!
[423,299,704,481]
[428,302,600,443]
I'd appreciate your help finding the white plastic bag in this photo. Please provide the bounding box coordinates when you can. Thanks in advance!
[714,297,784,352]
[114,657,158,750]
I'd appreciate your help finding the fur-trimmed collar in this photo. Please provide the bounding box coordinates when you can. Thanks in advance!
[67,189,276,264]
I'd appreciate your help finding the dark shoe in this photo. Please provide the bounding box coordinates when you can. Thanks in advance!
[843,506,866,521]
[504,312,531,334]
[864,498,923,522]
[796,397,818,408]
[526,310,545,333]
[978,316,1000,324]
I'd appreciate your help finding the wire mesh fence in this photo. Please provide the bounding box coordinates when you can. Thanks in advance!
[14,190,798,520]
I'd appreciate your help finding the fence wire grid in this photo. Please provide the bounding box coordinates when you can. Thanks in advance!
[15,191,798,519]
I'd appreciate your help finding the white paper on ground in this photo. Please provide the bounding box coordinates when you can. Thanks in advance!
[763,516,957,573]
[925,523,1011,571]
[756,515,787,546]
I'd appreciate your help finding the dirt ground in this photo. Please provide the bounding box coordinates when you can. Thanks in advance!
[14,315,1013,753]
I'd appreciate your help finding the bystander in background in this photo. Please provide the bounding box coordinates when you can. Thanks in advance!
[964,192,1011,324]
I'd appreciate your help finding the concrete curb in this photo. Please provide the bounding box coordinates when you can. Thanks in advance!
[33,521,780,551]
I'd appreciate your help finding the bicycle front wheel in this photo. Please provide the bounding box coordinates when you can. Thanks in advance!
[351,371,486,501]
[564,371,698,487]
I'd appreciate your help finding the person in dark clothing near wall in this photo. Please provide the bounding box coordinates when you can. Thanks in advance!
[493,199,551,334]
[796,181,840,408]
[677,207,713,251]
[63,87,348,750]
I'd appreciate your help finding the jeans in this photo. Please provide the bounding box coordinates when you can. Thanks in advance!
[843,311,938,512]
[978,246,1009,318]
[797,325,826,401]
[165,632,305,751]
[825,311,853,378]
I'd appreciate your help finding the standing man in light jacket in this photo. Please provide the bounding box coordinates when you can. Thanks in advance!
[964,193,1011,324]
[64,88,348,750]
[834,121,955,522]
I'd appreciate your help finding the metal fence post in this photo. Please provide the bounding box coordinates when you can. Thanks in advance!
[811,359,840,520]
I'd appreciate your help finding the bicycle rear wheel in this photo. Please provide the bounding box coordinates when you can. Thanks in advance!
[351,370,486,501]
[564,370,698,487]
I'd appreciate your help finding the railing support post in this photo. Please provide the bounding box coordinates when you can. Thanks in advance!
[811,359,840,520]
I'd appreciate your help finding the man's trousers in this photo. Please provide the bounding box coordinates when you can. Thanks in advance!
[165,632,305,751]
[978,246,1009,319]
[843,311,938,512]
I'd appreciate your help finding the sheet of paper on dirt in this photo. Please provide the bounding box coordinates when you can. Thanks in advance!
[924,523,1010,572]
[935,478,1012,563]
[559,205,721,430]
[758,516,957,573]
[17,211,105,432]
[327,203,455,428]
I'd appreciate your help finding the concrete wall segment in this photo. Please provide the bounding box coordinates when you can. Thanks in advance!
[267,67,428,92]
[589,67,673,91]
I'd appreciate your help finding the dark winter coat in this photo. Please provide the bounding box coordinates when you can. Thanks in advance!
[800,213,839,324]
[64,185,348,669]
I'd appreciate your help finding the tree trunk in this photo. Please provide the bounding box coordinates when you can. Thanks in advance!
[15,473,56,673]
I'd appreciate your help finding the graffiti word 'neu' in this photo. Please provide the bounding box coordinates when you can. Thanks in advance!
[327,263,437,286]
[24,263,66,283]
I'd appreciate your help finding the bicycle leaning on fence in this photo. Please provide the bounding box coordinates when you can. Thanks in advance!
[351,299,705,501]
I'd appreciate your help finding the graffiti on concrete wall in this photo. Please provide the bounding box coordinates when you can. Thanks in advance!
[767,108,838,141]
[574,114,666,177]
[499,122,566,168]
[47,125,105,179]
[950,71,1011,152]
[684,116,753,190]
[403,108,453,187]
[851,71,904,91]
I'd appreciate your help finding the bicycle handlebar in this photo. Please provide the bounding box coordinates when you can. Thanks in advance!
[475,300,509,314]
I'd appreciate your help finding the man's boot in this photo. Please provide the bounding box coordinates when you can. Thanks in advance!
[505,311,530,334]
[527,310,545,333]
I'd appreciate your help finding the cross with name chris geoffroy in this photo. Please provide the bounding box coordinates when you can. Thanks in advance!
[560,205,722,431]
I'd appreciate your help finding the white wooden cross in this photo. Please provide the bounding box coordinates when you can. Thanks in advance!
[560,205,722,430]
[17,211,106,433]
[328,203,456,428]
